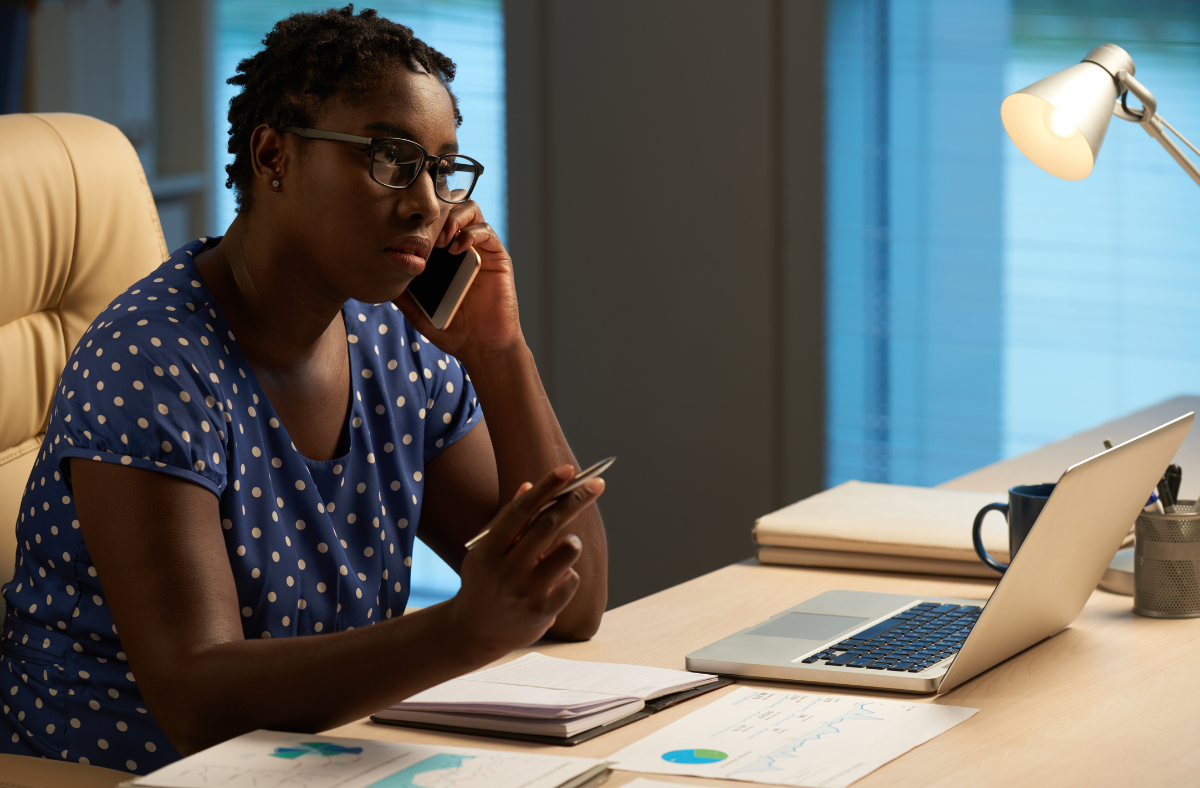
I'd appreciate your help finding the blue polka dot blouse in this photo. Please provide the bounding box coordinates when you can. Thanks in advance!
[1,237,481,773]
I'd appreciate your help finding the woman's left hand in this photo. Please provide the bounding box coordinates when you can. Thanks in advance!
[394,201,523,365]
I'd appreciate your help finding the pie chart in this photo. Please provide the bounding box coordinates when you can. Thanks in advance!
[662,748,728,764]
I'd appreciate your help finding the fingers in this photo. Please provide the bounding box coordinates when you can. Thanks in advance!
[530,534,583,587]
[450,222,502,256]
[436,201,482,248]
[434,201,506,259]
[545,567,582,616]
[476,466,574,557]
[508,478,604,567]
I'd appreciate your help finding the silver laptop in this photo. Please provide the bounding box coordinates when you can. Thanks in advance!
[686,413,1193,694]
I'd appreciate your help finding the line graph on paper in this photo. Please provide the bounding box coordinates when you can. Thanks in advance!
[728,695,890,780]
[131,732,597,788]
[365,753,584,788]
[609,687,978,788]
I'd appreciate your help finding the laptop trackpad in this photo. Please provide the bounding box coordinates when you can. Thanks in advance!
[748,612,869,641]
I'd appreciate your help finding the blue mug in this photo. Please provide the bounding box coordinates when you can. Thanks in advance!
[972,483,1055,574]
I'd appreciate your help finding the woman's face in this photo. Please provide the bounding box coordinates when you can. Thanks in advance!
[273,62,460,305]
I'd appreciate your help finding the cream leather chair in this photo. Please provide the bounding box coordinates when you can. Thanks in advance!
[0,113,168,786]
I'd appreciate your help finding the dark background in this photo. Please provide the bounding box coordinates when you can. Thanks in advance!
[506,1,826,606]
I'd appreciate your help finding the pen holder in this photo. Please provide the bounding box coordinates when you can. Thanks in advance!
[1134,500,1200,619]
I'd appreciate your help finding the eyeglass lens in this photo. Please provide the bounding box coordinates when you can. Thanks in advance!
[370,140,477,202]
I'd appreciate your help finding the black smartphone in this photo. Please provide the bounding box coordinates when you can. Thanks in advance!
[407,244,482,329]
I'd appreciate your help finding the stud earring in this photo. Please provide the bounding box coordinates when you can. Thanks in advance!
[272,179,281,188]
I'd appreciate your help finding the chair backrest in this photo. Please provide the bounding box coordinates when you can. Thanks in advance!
[0,113,167,626]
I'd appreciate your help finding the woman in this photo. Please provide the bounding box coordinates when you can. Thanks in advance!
[0,6,607,774]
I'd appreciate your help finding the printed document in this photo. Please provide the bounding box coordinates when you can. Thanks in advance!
[126,729,608,788]
[608,687,977,788]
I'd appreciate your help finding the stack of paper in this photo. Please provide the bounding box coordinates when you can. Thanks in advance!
[374,652,719,739]
[754,480,1132,579]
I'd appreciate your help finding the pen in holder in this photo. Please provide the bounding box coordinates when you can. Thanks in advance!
[1134,499,1200,618]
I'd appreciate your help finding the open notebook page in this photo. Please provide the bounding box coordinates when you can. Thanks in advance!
[460,652,717,700]
[397,679,637,718]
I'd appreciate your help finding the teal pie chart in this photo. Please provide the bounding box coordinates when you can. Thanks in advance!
[662,749,728,764]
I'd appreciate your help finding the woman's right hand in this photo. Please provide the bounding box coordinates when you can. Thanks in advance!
[447,465,605,656]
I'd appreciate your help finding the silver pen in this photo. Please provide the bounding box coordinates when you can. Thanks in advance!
[464,456,615,551]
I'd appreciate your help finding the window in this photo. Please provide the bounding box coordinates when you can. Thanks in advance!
[214,0,505,606]
[827,0,1200,488]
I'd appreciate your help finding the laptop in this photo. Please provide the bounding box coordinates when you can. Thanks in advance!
[686,412,1193,694]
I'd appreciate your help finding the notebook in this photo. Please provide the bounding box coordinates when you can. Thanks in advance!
[753,480,1135,578]
[756,546,1006,579]
[372,652,730,745]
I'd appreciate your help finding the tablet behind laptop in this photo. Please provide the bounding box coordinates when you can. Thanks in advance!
[686,413,1193,693]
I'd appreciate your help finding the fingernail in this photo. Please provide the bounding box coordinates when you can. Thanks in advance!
[584,478,605,494]
[555,466,574,480]
[565,534,582,550]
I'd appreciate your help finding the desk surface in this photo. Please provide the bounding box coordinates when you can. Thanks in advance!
[328,396,1200,787]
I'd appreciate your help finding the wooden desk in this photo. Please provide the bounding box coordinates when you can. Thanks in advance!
[329,396,1200,787]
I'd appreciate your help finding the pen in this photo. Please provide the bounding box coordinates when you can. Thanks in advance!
[1167,463,1182,503]
[464,456,616,551]
[1157,474,1176,513]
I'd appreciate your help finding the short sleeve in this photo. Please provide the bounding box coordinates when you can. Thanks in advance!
[52,317,228,497]
[408,331,481,459]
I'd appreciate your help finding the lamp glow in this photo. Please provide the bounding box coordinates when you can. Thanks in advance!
[1045,105,1077,139]
[1001,91,1095,180]
[1001,43,1200,188]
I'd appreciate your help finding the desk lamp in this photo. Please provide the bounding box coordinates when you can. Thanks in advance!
[1001,43,1200,186]
[1001,42,1198,597]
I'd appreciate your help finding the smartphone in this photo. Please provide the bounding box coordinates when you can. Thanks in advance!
[463,457,616,551]
[407,244,482,330]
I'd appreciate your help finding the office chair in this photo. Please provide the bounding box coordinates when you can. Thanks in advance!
[0,112,168,786]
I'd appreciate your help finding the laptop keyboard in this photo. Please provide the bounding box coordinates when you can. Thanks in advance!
[800,602,982,673]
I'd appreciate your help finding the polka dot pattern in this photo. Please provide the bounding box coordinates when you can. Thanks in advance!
[1,238,481,773]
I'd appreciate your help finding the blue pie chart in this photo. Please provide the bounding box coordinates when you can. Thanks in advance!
[662,748,728,764]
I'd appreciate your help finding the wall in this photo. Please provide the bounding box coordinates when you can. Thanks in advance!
[25,0,214,249]
[506,0,827,607]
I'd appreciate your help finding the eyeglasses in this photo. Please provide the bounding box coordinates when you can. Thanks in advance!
[280,127,484,204]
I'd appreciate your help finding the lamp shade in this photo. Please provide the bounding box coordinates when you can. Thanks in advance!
[1001,45,1134,180]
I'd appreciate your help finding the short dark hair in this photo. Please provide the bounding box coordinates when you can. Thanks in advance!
[223,4,461,213]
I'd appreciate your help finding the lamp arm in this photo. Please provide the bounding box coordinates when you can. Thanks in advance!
[1140,116,1200,189]
[1111,70,1200,189]
[1115,71,1157,122]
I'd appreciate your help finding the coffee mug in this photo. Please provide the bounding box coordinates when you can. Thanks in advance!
[972,483,1056,574]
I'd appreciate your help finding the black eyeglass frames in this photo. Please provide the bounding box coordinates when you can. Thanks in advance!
[280,127,484,204]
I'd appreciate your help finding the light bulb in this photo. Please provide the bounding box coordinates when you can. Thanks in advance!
[1043,104,1077,139]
